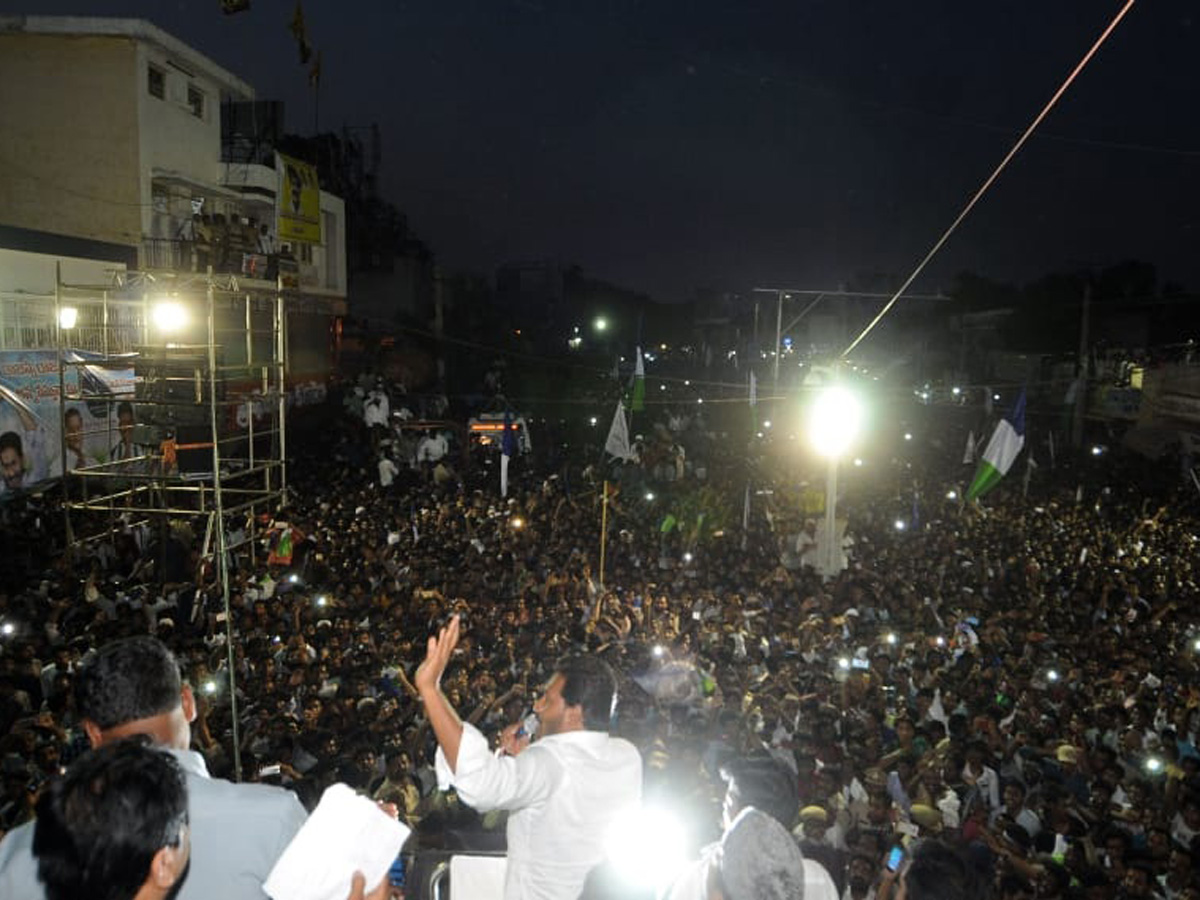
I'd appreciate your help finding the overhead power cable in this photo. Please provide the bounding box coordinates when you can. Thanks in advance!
[841,0,1138,359]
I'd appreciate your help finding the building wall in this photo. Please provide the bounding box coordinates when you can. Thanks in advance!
[0,33,141,248]
[135,40,231,239]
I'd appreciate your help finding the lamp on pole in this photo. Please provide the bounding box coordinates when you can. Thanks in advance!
[806,384,863,578]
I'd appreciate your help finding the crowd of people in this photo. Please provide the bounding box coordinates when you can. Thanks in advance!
[3,376,1200,900]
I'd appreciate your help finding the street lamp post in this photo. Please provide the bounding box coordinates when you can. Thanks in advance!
[806,384,863,578]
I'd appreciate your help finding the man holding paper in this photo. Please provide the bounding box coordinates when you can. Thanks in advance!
[416,614,642,900]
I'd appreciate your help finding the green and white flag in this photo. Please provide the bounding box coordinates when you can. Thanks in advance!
[967,390,1026,502]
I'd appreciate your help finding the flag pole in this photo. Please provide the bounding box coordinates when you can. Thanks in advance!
[599,480,609,590]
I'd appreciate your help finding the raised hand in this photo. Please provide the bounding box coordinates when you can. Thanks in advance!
[414,614,461,695]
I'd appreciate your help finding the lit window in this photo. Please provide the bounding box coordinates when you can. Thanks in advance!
[187,85,205,119]
[148,66,165,99]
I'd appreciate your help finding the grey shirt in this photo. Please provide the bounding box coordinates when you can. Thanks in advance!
[0,747,308,900]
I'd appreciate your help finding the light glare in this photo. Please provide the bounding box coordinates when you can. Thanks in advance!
[58,306,78,329]
[152,300,189,333]
[807,386,863,458]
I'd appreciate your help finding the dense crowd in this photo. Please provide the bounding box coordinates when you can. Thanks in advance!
[4,378,1200,900]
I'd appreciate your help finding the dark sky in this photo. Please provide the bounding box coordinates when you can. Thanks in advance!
[7,1,1199,301]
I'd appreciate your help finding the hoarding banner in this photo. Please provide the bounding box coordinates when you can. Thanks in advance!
[276,151,322,245]
[0,349,135,501]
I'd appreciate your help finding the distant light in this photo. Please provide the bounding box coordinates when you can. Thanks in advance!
[288,574,300,584]
[682,552,694,564]
[58,306,79,330]
[511,517,525,530]
[652,645,665,658]
[660,343,668,351]
[568,336,582,349]
[993,393,1001,401]
[203,680,218,695]
[853,458,864,467]
[684,380,690,386]
[645,492,656,502]
[697,398,703,405]
[1091,445,1105,456]
[660,384,667,391]
[904,432,913,442]
[894,519,906,531]
[837,657,850,670]
[763,420,772,429]
[316,595,327,607]
[885,632,897,645]
[951,386,961,396]
[946,490,958,500]
[1144,756,1164,775]
[935,636,945,647]
[152,300,189,333]
[1047,669,1059,682]
[0,622,14,637]
[1193,637,1200,653]
[589,416,598,426]
[756,432,764,439]
[593,316,608,332]
[920,391,930,401]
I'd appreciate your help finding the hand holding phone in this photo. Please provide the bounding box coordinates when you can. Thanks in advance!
[886,845,905,872]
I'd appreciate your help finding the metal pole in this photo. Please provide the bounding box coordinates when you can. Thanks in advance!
[824,455,839,577]
[206,269,242,781]
[276,280,288,506]
[599,480,609,590]
[1071,281,1091,449]
[55,263,75,554]
[773,290,784,390]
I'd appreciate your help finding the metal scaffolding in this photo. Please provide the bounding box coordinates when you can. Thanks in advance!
[55,264,291,781]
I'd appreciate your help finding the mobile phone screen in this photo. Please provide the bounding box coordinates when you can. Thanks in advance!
[887,845,904,872]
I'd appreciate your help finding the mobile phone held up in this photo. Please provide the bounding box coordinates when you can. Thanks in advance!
[886,845,905,872]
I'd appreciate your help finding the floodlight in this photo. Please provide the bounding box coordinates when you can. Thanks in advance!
[604,805,687,892]
[947,490,958,500]
[645,492,655,502]
[58,306,78,330]
[807,386,863,458]
[885,632,897,645]
[0,622,14,637]
[593,316,608,332]
[511,517,525,530]
[152,300,189,333]
[203,680,218,695]
[894,519,906,531]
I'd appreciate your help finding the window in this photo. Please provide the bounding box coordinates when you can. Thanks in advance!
[187,84,205,119]
[148,65,165,99]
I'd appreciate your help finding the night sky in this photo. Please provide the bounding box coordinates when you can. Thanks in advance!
[5,1,1198,302]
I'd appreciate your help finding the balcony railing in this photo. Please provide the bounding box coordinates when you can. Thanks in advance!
[142,237,289,283]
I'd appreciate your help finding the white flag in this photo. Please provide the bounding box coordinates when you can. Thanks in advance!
[749,371,757,407]
[1023,453,1037,497]
[962,431,977,465]
[500,452,510,498]
[605,400,633,461]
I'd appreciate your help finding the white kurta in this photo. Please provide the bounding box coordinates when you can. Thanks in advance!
[436,722,642,900]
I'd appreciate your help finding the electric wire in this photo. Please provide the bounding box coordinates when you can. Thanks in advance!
[841,0,1138,360]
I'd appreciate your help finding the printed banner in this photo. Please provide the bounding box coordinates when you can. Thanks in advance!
[276,151,322,245]
[0,350,135,501]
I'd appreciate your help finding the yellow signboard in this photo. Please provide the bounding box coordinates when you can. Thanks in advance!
[276,152,322,245]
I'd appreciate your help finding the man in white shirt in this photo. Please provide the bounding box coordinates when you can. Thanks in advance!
[416,615,642,900]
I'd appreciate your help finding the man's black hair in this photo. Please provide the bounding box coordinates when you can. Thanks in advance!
[33,737,188,900]
[0,430,22,455]
[556,655,617,731]
[64,407,83,424]
[74,636,182,730]
[903,839,981,900]
[719,755,799,830]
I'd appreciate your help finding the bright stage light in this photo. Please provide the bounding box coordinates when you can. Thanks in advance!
[806,386,863,458]
[152,300,189,333]
[58,306,78,330]
[604,805,688,892]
